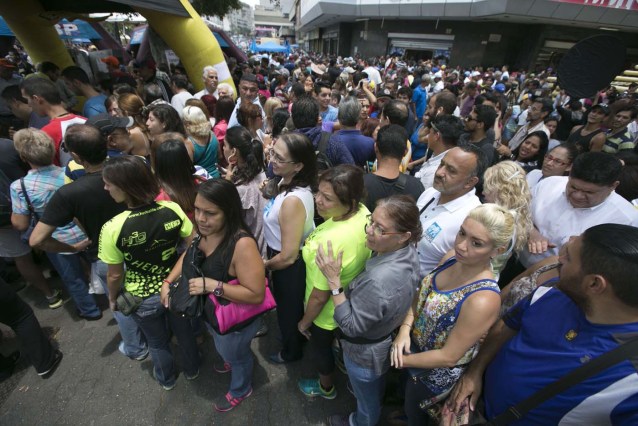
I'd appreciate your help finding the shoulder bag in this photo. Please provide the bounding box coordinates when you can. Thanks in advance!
[20,178,39,244]
[168,235,206,317]
[207,276,276,335]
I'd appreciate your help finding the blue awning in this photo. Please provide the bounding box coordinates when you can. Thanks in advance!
[0,17,102,40]
[213,31,229,48]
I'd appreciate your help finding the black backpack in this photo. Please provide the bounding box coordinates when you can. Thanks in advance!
[316,131,333,172]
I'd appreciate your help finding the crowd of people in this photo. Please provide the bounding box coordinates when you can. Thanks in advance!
[0,45,638,425]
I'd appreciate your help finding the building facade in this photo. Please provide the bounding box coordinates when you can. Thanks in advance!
[294,0,638,70]
[225,1,254,36]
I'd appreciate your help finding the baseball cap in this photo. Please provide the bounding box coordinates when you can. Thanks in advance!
[100,56,120,68]
[591,103,610,115]
[86,113,134,136]
[343,66,355,74]
[377,88,394,99]
[494,83,506,93]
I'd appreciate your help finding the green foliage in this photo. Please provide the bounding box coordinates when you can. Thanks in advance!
[191,0,242,18]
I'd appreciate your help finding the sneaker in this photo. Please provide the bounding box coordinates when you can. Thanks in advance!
[153,369,175,391]
[46,290,63,309]
[214,388,253,412]
[298,378,337,400]
[184,369,200,381]
[38,350,63,379]
[214,361,232,374]
[328,414,351,426]
[118,341,149,361]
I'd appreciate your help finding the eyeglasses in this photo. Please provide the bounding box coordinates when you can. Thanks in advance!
[268,148,296,164]
[430,123,440,133]
[544,154,569,167]
[364,214,405,237]
[464,116,477,122]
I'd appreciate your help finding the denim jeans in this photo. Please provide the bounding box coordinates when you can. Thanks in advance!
[207,319,259,397]
[92,260,147,358]
[132,294,175,387]
[47,252,100,318]
[344,354,386,426]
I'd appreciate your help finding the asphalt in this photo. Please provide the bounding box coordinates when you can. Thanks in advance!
[0,277,401,426]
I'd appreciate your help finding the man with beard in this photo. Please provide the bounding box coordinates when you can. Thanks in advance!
[415,144,485,276]
[448,223,638,425]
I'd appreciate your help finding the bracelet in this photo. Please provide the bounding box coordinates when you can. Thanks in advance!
[162,279,172,286]
[401,323,413,329]
[203,277,206,292]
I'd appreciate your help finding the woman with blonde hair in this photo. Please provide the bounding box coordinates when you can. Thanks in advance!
[11,129,100,319]
[481,160,533,277]
[182,105,220,178]
[117,92,151,157]
[263,97,284,134]
[392,204,514,425]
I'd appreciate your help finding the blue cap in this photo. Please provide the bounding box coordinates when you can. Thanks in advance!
[494,83,506,93]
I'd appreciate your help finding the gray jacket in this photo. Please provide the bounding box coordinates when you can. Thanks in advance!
[334,244,419,374]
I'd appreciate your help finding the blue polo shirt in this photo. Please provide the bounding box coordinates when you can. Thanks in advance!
[484,286,638,425]
[331,129,375,167]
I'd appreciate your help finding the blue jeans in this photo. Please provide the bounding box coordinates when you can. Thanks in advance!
[207,319,259,398]
[132,294,175,387]
[93,260,147,358]
[47,252,100,317]
[344,354,386,426]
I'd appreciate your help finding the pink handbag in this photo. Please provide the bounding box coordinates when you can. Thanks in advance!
[207,278,276,334]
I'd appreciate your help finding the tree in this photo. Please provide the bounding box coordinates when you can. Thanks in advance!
[190,0,241,18]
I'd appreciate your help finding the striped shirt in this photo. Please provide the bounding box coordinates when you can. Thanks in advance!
[10,165,86,245]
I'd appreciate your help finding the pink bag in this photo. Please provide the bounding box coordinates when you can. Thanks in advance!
[207,278,276,334]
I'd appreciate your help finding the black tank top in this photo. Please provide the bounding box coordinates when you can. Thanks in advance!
[566,127,604,153]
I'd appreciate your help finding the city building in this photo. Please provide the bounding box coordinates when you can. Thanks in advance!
[293,0,638,70]
[225,1,254,36]
[254,0,295,42]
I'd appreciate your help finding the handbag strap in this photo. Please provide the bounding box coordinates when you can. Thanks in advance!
[488,335,638,426]
[20,178,40,220]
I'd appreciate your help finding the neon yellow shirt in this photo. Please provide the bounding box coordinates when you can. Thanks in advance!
[302,205,371,330]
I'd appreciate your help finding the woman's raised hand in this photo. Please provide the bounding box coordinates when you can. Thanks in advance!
[316,241,343,285]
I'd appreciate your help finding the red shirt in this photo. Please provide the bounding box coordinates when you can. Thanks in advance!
[41,113,87,166]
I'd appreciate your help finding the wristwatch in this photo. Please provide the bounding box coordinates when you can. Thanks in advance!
[213,280,224,297]
[330,287,343,296]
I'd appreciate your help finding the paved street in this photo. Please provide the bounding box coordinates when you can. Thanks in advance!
[0,280,370,426]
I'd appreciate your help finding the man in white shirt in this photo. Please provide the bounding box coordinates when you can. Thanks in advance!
[194,65,218,100]
[170,74,193,117]
[519,152,638,269]
[418,114,463,190]
[228,74,265,129]
[416,145,486,276]
[363,58,382,86]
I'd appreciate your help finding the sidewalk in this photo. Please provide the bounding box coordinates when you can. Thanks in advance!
[0,281,361,426]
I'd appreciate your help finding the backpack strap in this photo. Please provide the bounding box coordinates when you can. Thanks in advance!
[394,173,407,191]
[20,178,39,221]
